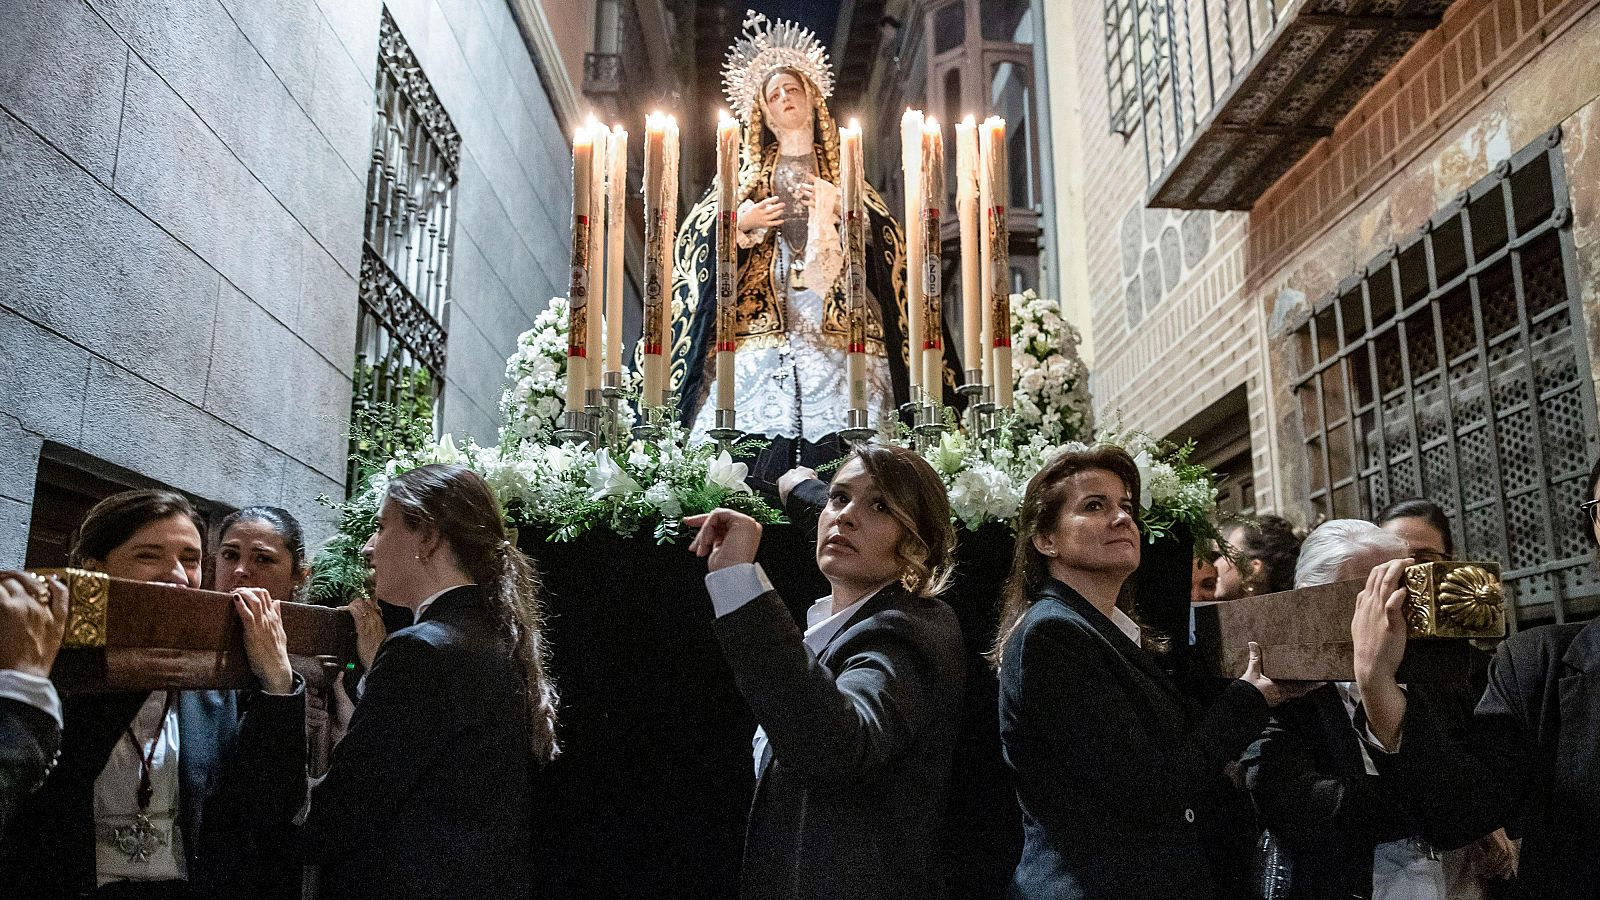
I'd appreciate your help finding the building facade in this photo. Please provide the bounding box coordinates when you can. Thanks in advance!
[0,0,610,562]
[1045,0,1600,624]
[834,0,1054,364]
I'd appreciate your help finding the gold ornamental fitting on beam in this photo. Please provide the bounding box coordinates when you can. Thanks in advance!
[1402,561,1507,639]
[29,567,111,649]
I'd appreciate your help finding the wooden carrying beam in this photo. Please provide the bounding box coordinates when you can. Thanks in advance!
[1193,561,1506,682]
[32,567,357,692]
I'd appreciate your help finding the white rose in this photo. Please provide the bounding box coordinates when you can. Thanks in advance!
[643,481,683,519]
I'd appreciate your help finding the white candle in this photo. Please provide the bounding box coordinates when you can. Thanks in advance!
[566,124,593,412]
[920,119,944,400]
[982,117,1012,409]
[715,113,740,415]
[955,116,980,378]
[605,125,627,379]
[587,116,607,389]
[640,113,666,409]
[842,120,867,415]
[661,115,680,409]
[900,109,924,398]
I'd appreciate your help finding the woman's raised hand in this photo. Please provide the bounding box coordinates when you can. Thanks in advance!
[233,587,295,694]
[684,508,763,572]
[737,196,785,234]
[0,571,67,678]
[348,596,388,671]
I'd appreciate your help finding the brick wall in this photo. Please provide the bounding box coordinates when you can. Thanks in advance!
[1057,0,1600,521]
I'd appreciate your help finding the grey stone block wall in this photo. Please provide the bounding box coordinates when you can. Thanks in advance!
[0,0,573,560]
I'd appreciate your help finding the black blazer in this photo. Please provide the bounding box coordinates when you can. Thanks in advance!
[998,580,1269,900]
[0,697,60,833]
[299,585,536,900]
[1244,682,1484,899]
[1370,617,1600,899]
[712,582,966,900]
[0,685,306,898]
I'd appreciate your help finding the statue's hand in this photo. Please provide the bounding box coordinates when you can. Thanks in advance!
[737,197,785,234]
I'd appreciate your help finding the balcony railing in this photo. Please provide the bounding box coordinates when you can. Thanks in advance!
[1136,0,1455,210]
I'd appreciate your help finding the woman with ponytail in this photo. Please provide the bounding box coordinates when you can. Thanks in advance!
[298,464,557,899]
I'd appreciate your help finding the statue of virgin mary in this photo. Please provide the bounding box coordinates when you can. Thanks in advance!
[669,12,961,483]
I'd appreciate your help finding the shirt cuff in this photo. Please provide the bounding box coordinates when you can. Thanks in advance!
[705,563,774,618]
[0,669,62,728]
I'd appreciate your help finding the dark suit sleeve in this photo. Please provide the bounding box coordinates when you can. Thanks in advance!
[1244,691,1411,848]
[1369,639,1535,843]
[1011,618,1268,814]
[0,697,59,832]
[712,591,953,787]
[781,477,829,525]
[298,633,463,863]
[210,682,308,830]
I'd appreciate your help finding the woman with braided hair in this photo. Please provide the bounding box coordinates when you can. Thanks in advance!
[672,12,962,486]
[297,463,558,899]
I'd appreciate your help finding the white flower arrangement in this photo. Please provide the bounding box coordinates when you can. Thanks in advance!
[1009,289,1093,445]
[500,297,571,442]
[436,422,777,543]
[501,297,642,442]
[915,424,1220,545]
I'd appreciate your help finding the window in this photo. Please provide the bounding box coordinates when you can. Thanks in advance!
[350,9,460,490]
[1102,0,1170,135]
[933,2,965,56]
[1291,129,1598,625]
[990,61,1036,210]
[981,0,1033,42]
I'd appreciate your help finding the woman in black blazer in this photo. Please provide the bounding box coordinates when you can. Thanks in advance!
[297,464,559,900]
[686,443,966,900]
[992,445,1301,900]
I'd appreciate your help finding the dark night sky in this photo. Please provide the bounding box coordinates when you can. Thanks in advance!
[737,0,843,42]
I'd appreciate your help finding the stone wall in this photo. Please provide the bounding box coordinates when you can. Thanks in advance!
[0,0,572,560]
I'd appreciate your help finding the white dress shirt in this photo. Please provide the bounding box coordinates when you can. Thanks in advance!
[0,669,62,727]
[1107,607,1142,646]
[705,563,886,776]
[95,692,187,885]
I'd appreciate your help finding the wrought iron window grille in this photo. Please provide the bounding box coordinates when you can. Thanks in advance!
[1290,127,1599,626]
[349,8,461,491]
[1103,0,1173,136]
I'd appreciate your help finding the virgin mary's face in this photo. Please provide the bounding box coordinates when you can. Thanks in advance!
[762,72,812,134]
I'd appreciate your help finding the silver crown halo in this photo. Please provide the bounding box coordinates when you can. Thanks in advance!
[722,10,834,124]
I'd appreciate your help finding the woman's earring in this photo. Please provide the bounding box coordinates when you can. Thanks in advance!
[900,567,919,593]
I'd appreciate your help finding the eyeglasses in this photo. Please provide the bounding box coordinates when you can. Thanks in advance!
[1581,499,1600,526]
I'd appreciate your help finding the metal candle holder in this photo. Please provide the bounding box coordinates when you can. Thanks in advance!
[597,371,628,449]
[912,400,948,449]
[839,407,876,444]
[706,408,744,454]
[553,409,597,446]
[631,401,666,442]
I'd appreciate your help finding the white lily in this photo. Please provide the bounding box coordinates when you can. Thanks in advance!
[586,448,641,500]
[705,449,752,494]
[431,433,464,465]
[1133,449,1154,511]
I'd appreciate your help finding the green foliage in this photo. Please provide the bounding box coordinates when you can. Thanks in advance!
[308,401,435,607]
